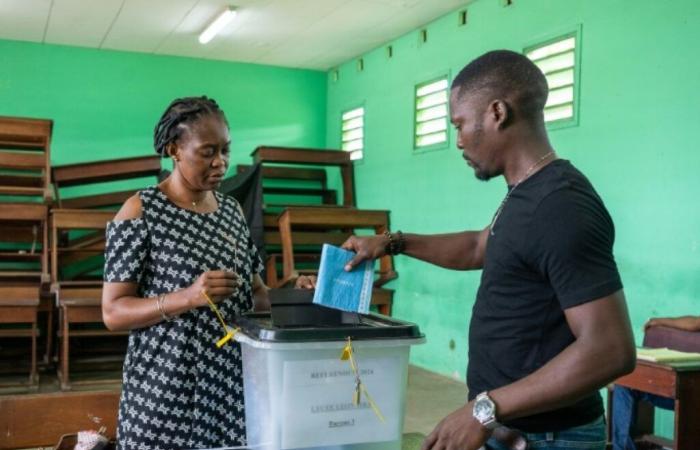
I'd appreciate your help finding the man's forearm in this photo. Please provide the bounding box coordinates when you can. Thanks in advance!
[402,229,488,270]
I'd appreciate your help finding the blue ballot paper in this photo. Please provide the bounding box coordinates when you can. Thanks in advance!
[312,244,374,313]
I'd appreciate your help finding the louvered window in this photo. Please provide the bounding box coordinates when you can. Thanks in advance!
[415,77,449,148]
[341,107,364,160]
[526,34,578,124]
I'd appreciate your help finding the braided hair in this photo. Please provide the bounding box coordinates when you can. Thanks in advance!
[153,96,228,156]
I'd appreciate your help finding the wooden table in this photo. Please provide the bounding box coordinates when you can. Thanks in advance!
[610,359,700,449]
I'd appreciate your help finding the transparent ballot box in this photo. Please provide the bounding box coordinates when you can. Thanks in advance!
[232,312,425,450]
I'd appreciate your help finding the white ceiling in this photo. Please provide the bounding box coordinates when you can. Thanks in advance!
[0,0,472,70]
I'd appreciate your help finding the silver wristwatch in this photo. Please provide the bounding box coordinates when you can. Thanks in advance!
[473,391,500,430]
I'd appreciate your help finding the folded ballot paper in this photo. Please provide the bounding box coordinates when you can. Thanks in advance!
[313,244,374,314]
[636,347,700,363]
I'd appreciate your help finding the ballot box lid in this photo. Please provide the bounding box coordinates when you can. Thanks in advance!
[232,311,423,343]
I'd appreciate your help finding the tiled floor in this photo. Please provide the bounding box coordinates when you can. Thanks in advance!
[402,365,468,450]
[404,365,467,435]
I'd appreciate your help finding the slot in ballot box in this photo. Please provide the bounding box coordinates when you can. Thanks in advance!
[232,312,425,450]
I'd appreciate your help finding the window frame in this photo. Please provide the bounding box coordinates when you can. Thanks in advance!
[340,104,366,162]
[524,24,582,130]
[413,74,451,153]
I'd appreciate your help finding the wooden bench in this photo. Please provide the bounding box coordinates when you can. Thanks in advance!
[51,209,126,390]
[0,116,53,202]
[252,146,355,206]
[238,164,338,208]
[52,155,162,209]
[0,203,49,388]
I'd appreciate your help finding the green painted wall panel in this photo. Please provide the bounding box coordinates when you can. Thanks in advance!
[0,39,326,173]
[327,0,700,437]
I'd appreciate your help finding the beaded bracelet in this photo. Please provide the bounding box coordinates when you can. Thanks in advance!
[157,293,173,322]
[383,230,406,255]
[394,230,405,254]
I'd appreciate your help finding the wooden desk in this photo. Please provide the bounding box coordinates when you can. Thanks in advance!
[611,359,700,449]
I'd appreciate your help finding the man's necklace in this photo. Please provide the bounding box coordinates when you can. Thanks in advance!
[489,151,555,236]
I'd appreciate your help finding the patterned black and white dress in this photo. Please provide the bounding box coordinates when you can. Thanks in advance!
[104,186,263,450]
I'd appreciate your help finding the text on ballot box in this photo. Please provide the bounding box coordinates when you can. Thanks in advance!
[282,357,401,449]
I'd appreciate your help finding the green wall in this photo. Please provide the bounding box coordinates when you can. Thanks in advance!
[0,39,326,176]
[326,0,700,435]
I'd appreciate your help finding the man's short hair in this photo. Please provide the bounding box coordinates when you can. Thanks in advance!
[451,50,549,122]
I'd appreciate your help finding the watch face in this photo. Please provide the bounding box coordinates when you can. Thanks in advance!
[474,398,494,421]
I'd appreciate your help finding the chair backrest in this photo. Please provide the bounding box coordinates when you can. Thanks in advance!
[276,206,396,287]
[643,325,700,353]
[50,209,115,286]
[0,203,49,286]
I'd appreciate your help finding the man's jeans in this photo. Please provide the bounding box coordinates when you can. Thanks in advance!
[611,385,675,450]
[485,416,607,450]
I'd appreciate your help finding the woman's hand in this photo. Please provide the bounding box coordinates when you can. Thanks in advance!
[186,270,240,307]
[644,318,661,331]
[644,316,700,332]
[295,275,317,289]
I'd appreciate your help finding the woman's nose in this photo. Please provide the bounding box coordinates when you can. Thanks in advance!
[212,152,228,168]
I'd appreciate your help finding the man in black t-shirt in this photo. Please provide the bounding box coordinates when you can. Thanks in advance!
[339,50,636,450]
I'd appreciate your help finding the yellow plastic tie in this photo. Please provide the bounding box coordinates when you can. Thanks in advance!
[216,328,237,348]
[361,383,386,423]
[202,289,237,348]
[341,340,352,361]
[339,337,385,423]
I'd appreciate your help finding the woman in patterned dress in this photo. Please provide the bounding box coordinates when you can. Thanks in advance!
[102,97,273,449]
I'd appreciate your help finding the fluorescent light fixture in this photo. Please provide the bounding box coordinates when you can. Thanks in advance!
[199,7,237,44]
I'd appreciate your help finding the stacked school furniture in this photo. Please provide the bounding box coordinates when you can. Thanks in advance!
[51,155,162,389]
[238,146,396,315]
[0,116,53,388]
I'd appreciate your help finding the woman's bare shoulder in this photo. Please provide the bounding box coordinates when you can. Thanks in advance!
[113,193,143,221]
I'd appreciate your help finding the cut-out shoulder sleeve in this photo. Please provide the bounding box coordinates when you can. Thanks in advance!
[104,194,149,283]
[113,193,143,221]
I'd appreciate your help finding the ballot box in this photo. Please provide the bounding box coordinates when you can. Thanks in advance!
[233,312,425,450]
